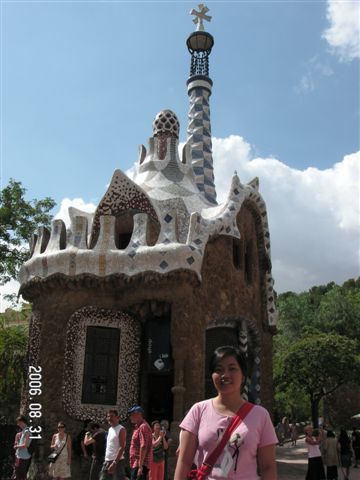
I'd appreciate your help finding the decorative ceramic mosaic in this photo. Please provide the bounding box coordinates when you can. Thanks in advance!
[63,306,141,422]
[19,108,277,327]
[90,169,159,248]
[187,79,217,204]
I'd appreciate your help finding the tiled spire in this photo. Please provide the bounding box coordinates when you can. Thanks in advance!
[186,4,217,204]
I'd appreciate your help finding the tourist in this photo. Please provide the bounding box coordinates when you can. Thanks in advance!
[174,345,278,480]
[99,410,126,480]
[160,419,172,480]
[149,421,168,480]
[73,419,92,478]
[351,427,360,468]
[338,429,352,480]
[13,415,32,480]
[128,405,153,480]
[323,430,339,480]
[304,425,325,480]
[290,423,299,446]
[49,421,72,480]
[83,421,107,480]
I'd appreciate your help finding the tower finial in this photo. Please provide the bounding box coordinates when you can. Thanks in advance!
[190,4,212,32]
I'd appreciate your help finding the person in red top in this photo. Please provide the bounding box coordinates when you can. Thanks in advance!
[128,406,153,480]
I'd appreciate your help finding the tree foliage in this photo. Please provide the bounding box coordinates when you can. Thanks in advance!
[274,278,360,427]
[0,314,29,420]
[0,179,55,284]
[278,333,360,427]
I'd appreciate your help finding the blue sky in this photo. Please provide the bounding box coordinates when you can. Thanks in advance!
[1,1,359,305]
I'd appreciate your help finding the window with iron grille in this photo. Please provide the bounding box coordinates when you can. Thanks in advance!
[82,326,120,405]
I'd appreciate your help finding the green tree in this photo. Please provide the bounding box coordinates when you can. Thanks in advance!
[279,333,360,427]
[314,285,360,343]
[0,315,29,420]
[0,179,55,285]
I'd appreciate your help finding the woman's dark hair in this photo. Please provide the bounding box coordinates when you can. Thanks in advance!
[16,415,28,425]
[327,430,335,438]
[88,422,99,430]
[209,345,248,380]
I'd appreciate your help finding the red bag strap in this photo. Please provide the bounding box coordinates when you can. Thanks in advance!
[204,401,254,469]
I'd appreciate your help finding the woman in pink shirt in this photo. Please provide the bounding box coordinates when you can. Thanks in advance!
[174,345,278,480]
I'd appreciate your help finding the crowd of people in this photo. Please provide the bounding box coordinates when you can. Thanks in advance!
[304,423,360,480]
[12,408,172,480]
[12,344,360,480]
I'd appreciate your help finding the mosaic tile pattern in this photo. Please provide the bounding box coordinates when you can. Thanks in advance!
[187,80,217,204]
[90,169,159,248]
[19,103,277,330]
[19,170,277,326]
[63,306,141,422]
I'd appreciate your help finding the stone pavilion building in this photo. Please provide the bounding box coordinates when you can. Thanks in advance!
[19,4,277,447]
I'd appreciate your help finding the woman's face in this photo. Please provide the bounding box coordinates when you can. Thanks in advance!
[153,422,161,434]
[58,424,65,432]
[211,355,244,395]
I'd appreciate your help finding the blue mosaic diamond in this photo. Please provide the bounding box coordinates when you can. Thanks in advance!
[159,260,169,270]
[164,214,173,223]
[234,188,240,195]
[186,256,195,265]
[194,238,202,245]
[128,250,137,258]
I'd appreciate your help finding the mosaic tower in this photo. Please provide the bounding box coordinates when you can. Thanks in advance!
[186,4,217,204]
[18,5,277,478]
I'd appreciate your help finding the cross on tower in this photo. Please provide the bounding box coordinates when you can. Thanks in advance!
[190,4,212,32]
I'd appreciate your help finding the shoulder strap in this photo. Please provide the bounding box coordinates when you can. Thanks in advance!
[204,402,254,469]
[57,434,68,455]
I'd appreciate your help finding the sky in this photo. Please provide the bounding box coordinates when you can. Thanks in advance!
[1,0,359,310]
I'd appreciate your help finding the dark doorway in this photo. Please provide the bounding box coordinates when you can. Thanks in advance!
[141,315,173,423]
[147,374,173,422]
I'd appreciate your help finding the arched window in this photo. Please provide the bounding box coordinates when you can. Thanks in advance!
[82,326,120,405]
[232,238,242,270]
[245,240,253,284]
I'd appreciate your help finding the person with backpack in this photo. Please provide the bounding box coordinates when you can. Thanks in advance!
[13,415,32,480]
[84,421,107,480]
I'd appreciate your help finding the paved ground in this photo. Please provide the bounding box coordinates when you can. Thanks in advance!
[276,438,360,480]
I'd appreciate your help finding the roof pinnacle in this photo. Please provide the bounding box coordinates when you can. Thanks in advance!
[190,4,212,32]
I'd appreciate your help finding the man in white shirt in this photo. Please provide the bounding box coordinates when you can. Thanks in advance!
[99,410,126,480]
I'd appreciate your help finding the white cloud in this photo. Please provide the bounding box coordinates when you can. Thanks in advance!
[54,197,96,227]
[212,135,360,293]
[295,56,334,94]
[1,143,358,311]
[0,278,21,312]
[322,0,360,62]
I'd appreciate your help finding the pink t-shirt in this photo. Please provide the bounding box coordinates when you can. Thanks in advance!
[180,399,278,480]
